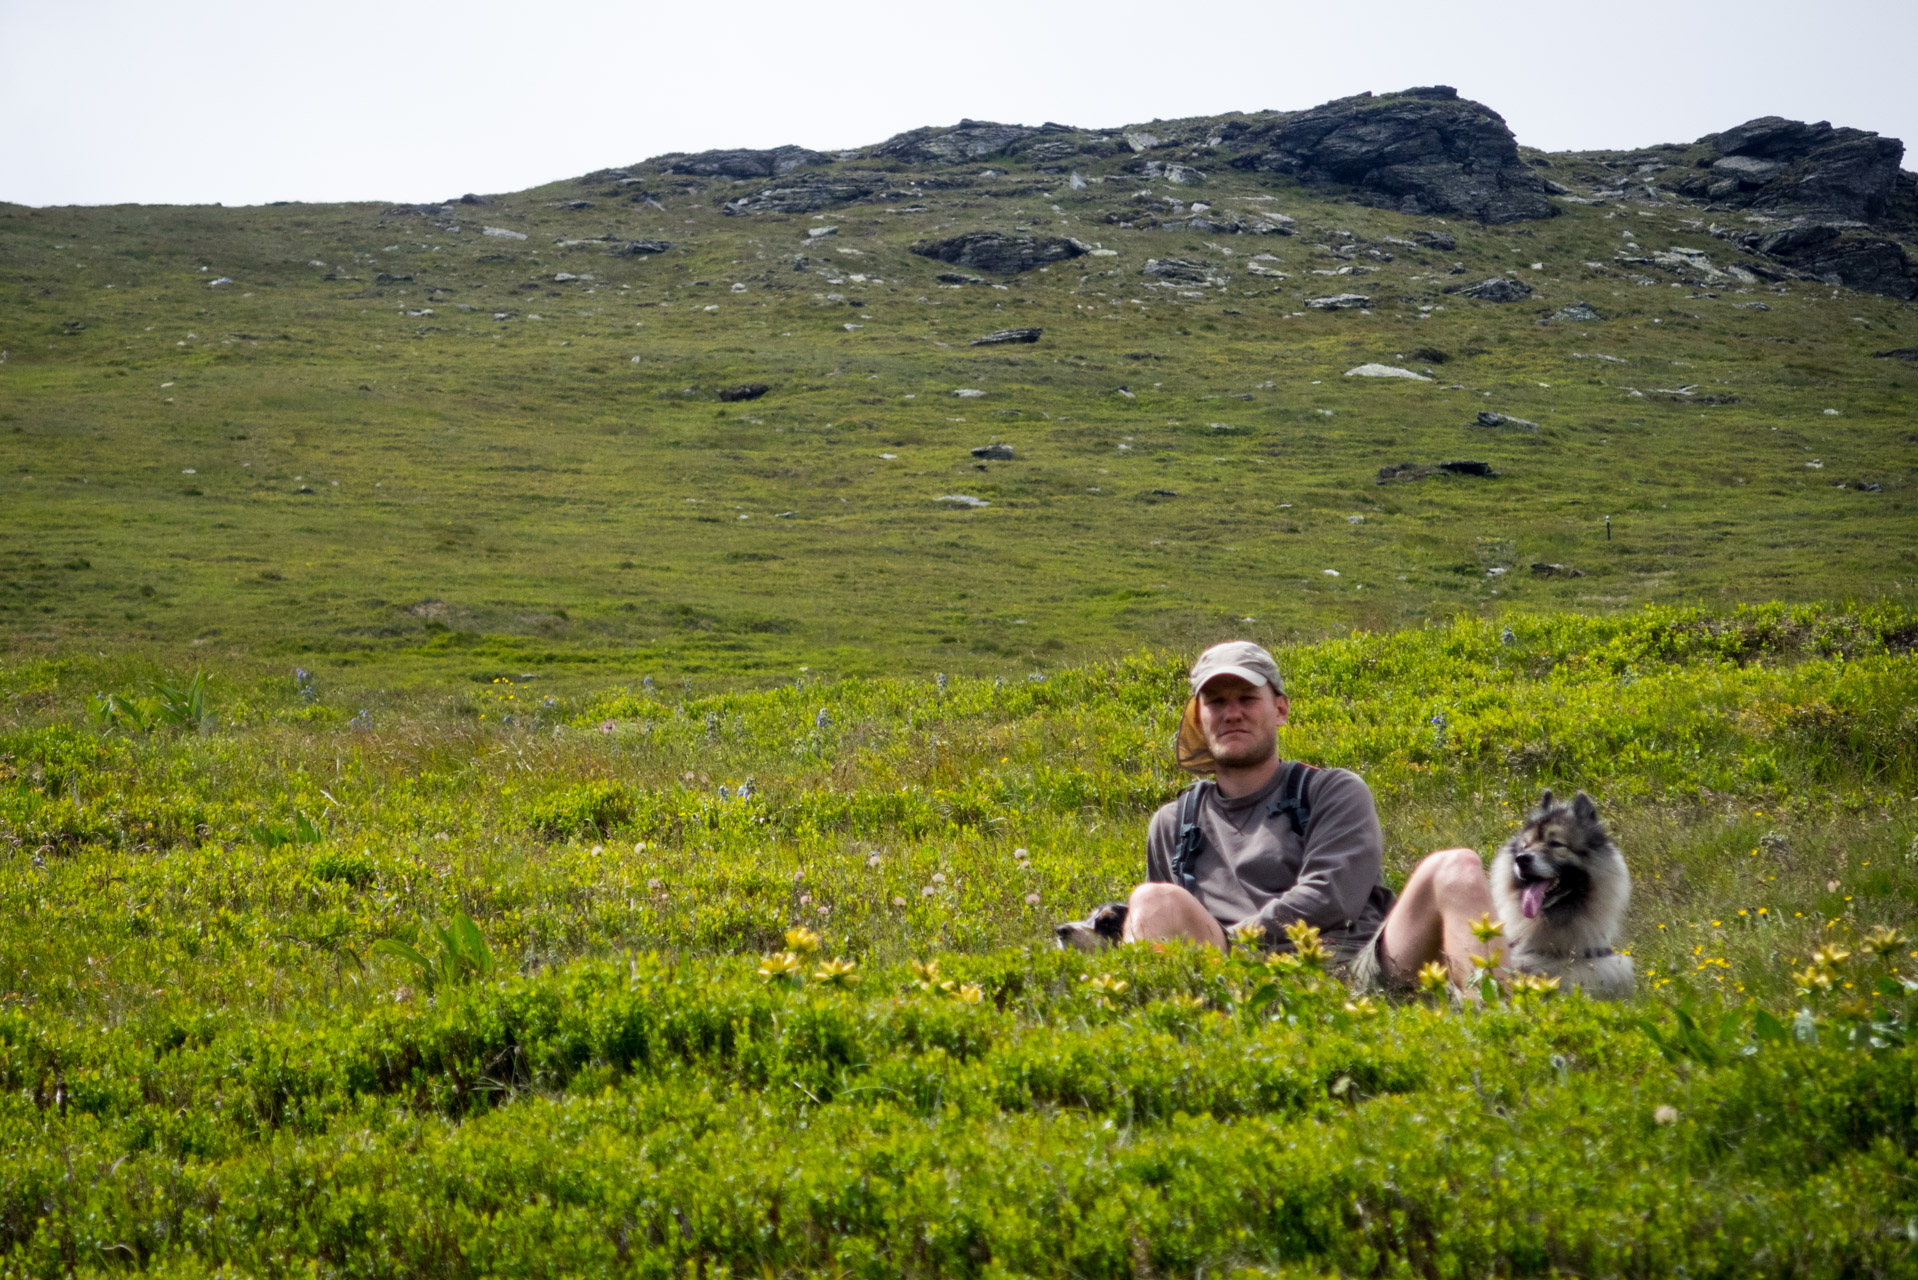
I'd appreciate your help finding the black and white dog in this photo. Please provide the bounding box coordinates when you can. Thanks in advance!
[1491,789,1634,999]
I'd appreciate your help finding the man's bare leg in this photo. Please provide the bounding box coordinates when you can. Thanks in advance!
[1379,848,1503,988]
[1122,883,1229,951]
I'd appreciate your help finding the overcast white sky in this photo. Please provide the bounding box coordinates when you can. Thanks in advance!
[5,0,1914,208]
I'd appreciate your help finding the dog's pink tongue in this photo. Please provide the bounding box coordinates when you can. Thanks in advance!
[1520,880,1550,919]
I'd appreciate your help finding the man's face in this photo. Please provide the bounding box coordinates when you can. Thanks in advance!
[1197,675,1288,768]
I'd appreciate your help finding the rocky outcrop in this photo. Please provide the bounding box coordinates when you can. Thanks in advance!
[1682,117,1906,224]
[1222,86,1557,224]
[1672,116,1918,298]
[910,232,1086,274]
[722,179,878,215]
[1720,223,1917,299]
[665,147,832,178]
[970,328,1042,346]
[874,120,1040,164]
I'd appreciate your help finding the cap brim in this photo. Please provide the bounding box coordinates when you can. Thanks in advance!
[1191,664,1270,693]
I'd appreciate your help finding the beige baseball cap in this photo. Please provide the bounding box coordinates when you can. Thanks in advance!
[1187,640,1285,696]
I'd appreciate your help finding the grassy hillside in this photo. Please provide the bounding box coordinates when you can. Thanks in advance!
[3,122,1915,683]
[2,607,1917,1275]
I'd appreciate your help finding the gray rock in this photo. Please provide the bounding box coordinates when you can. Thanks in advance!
[1142,257,1227,286]
[911,232,1087,275]
[717,383,770,402]
[970,328,1043,346]
[1554,301,1603,321]
[610,239,672,256]
[1457,276,1533,302]
[874,119,1037,164]
[1530,562,1585,577]
[936,271,985,285]
[970,444,1015,460]
[1874,347,1918,361]
[1305,293,1372,310]
[1221,86,1558,224]
[1475,411,1539,432]
[666,146,832,178]
[723,179,877,215]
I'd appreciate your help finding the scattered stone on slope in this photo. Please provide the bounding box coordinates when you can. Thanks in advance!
[723,179,878,215]
[610,240,673,256]
[971,444,1015,460]
[1222,86,1558,224]
[911,232,1087,275]
[1530,562,1584,577]
[1455,276,1533,302]
[1873,347,1918,361]
[937,272,985,285]
[665,147,833,178]
[1306,293,1371,310]
[481,226,527,240]
[717,383,770,402]
[970,328,1042,346]
[1142,257,1227,286]
[1554,301,1603,322]
[874,119,1039,164]
[1345,363,1431,380]
[1475,411,1539,432]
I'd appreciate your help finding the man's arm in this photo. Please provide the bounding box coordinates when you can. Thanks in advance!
[1143,804,1177,884]
[1236,769,1384,938]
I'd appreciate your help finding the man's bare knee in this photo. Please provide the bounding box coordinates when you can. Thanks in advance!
[1425,847,1486,904]
[1123,882,1224,948]
[1127,882,1193,914]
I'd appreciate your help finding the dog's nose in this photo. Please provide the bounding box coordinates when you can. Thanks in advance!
[1514,850,1543,878]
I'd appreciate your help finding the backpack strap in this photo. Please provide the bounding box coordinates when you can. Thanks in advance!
[1268,760,1320,841]
[1169,780,1214,893]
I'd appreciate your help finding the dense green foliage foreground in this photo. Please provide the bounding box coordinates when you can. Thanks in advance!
[3,605,1917,1275]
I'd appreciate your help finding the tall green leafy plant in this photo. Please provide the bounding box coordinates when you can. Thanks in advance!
[372,914,497,992]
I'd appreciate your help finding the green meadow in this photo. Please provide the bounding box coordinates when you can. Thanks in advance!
[2,126,1918,1275]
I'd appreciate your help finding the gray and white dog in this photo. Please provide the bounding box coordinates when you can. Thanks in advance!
[1490,789,1634,999]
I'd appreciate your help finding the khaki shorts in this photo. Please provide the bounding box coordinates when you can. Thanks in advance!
[1337,919,1407,993]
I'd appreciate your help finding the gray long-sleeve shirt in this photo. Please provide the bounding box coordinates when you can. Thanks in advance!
[1145,764,1394,954]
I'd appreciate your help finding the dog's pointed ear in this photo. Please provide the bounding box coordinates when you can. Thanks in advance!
[1572,791,1598,823]
[1538,788,1555,811]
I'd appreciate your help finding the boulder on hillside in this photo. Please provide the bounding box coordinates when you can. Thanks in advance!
[874,119,1040,164]
[971,328,1042,346]
[1142,257,1227,286]
[1305,292,1371,310]
[1222,86,1558,224]
[610,239,673,256]
[666,147,832,178]
[723,179,878,215]
[911,232,1087,274]
[1455,276,1533,302]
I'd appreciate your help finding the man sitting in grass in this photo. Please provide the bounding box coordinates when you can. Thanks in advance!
[1124,640,1501,989]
